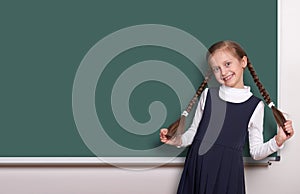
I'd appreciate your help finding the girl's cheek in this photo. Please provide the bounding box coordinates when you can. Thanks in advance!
[217,79,224,84]
[214,73,224,84]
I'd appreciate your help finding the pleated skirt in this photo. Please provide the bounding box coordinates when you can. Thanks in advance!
[177,140,245,194]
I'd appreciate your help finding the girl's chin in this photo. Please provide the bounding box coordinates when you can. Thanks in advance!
[223,81,234,87]
[216,80,239,88]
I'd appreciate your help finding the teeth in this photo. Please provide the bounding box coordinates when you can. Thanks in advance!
[222,74,232,81]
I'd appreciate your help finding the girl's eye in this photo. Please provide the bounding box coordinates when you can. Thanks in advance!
[212,67,220,73]
[225,62,231,67]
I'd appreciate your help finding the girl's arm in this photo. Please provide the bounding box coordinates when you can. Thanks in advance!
[179,88,208,147]
[248,101,286,160]
[160,88,208,147]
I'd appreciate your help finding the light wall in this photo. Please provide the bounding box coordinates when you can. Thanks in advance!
[1,0,299,193]
[245,0,300,193]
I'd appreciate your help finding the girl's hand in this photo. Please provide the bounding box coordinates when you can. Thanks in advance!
[160,128,182,147]
[275,120,294,147]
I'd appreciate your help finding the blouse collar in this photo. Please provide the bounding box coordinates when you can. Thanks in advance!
[218,84,253,103]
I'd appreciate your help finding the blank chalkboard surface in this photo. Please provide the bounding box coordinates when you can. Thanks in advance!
[0,1,278,163]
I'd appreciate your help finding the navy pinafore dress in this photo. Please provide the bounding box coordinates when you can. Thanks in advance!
[177,88,261,194]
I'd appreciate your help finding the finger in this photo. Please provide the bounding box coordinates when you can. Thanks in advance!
[284,121,292,128]
[284,122,292,128]
[160,134,166,140]
[287,128,294,135]
[285,120,292,125]
[284,125,293,130]
[284,124,293,132]
[164,129,169,135]
[160,136,168,142]
[285,127,293,133]
[280,124,290,132]
[160,129,166,136]
[160,128,168,135]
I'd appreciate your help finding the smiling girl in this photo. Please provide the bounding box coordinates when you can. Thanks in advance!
[160,40,294,194]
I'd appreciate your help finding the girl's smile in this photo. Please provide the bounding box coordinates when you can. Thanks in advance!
[222,73,234,81]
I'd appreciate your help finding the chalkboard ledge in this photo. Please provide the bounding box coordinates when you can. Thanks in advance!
[0,157,185,166]
[243,156,280,166]
[0,157,279,166]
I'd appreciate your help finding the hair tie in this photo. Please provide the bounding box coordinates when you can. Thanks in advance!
[181,111,189,117]
[268,102,275,108]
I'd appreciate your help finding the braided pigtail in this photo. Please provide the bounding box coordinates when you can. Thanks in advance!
[166,73,211,139]
[247,61,289,135]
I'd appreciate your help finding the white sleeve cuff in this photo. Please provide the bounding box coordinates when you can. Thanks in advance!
[178,135,187,148]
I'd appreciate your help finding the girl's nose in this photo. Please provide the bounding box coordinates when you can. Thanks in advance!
[219,66,227,75]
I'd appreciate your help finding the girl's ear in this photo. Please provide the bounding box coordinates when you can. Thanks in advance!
[242,56,248,68]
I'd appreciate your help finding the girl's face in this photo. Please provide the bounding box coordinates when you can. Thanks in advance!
[209,49,247,89]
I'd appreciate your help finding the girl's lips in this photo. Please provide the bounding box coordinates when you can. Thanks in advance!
[222,73,234,81]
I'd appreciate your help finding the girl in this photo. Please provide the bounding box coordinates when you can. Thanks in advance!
[160,40,294,194]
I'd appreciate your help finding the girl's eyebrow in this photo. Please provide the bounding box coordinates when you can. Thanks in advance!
[222,59,233,63]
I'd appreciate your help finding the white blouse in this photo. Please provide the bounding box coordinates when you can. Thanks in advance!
[180,85,283,160]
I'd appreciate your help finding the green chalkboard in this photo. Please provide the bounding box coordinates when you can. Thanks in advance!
[0,1,278,162]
